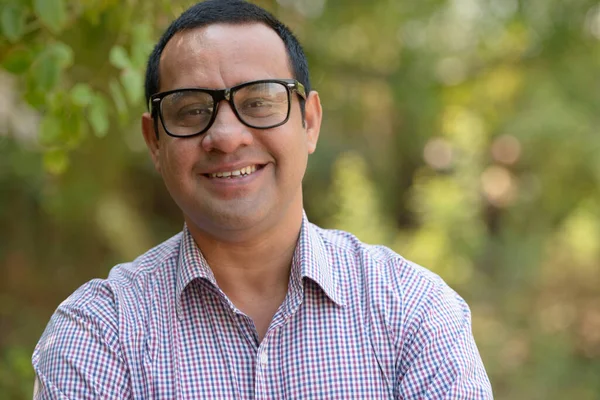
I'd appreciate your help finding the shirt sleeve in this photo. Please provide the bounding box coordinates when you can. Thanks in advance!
[395,281,493,399]
[32,280,132,400]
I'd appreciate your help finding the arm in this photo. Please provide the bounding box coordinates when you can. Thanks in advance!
[395,282,493,399]
[32,280,131,399]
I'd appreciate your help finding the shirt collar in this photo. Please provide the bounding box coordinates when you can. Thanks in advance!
[293,212,345,307]
[175,225,217,319]
[175,212,345,319]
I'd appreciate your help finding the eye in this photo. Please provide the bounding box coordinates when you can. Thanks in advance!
[244,98,271,109]
[177,105,213,117]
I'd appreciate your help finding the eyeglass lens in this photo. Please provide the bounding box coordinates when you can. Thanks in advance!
[160,81,290,136]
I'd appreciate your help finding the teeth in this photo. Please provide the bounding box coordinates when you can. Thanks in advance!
[209,165,258,178]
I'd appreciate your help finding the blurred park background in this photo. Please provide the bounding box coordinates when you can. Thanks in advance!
[1,0,600,398]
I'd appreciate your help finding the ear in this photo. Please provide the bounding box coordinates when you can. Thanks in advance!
[304,91,322,154]
[141,112,161,172]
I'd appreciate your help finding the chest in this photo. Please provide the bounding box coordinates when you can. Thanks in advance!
[132,285,396,399]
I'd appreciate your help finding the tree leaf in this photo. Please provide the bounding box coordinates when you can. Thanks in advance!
[30,43,73,92]
[88,94,110,137]
[46,90,68,113]
[109,46,131,69]
[62,110,86,147]
[1,47,33,74]
[43,149,69,175]
[39,114,62,146]
[120,69,144,105]
[33,0,67,34]
[71,83,94,107]
[109,78,128,120]
[130,24,153,68]
[32,50,61,92]
[0,4,26,43]
[24,88,46,109]
[49,42,74,68]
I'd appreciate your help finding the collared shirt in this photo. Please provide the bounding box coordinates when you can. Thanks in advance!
[33,214,493,399]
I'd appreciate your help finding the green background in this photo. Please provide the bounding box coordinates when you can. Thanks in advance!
[1,0,600,398]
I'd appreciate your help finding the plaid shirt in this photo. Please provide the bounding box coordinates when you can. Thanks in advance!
[33,214,492,399]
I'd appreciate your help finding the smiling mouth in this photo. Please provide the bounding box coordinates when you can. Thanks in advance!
[205,164,264,179]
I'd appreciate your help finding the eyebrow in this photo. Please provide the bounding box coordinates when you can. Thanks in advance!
[168,90,211,103]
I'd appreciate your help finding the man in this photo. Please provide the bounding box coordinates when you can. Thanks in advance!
[33,0,493,398]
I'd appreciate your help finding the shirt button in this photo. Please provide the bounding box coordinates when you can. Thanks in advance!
[259,352,268,365]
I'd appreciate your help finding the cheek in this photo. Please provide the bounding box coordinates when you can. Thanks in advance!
[160,143,193,183]
[276,132,310,177]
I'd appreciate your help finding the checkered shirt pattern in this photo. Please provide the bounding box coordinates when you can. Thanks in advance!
[33,214,493,399]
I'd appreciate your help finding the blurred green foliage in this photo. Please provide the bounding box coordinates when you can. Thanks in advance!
[1,0,600,398]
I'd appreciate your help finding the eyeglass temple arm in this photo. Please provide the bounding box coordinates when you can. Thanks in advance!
[290,81,307,99]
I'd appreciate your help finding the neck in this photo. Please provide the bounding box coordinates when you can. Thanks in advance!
[186,205,304,341]
[186,207,303,295]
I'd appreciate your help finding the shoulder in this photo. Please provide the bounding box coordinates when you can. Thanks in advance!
[37,232,183,341]
[311,226,491,395]
[32,233,184,395]
[312,224,470,333]
[313,224,449,300]
[107,231,183,290]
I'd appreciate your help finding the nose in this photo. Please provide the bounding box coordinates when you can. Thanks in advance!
[200,101,253,153]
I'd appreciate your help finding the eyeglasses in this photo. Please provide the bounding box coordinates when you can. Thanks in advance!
[150,79,307,138]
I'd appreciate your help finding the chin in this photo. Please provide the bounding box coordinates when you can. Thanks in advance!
[188,205,269,235]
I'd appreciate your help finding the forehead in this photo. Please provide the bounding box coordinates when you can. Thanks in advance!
[159,23,292,91]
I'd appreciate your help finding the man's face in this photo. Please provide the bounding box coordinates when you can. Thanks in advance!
[142,23,321,241]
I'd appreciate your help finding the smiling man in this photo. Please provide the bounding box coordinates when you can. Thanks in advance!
[32,1,492,398]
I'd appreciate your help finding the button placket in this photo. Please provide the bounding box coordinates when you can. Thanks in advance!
[254,339,268,399]
[258,351,268,365]
[257,335,269,369]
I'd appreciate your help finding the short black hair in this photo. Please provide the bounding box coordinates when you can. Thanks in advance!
[144,0,310,113]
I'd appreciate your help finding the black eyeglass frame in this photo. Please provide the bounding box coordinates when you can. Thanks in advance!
[149,78,307,138]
